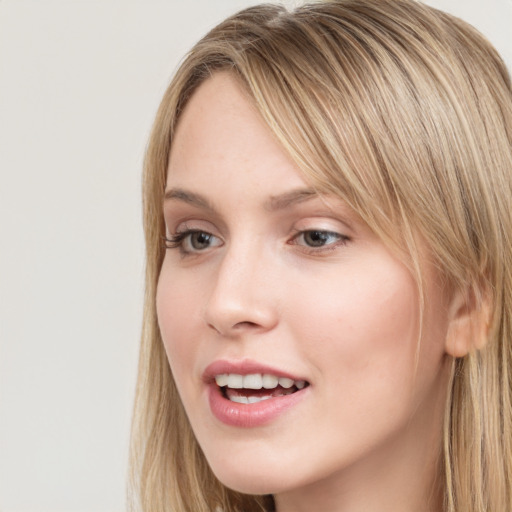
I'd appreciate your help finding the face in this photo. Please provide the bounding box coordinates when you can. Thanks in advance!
[157,73,453,505]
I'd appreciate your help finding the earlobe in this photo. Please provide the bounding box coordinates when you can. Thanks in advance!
[445,285,491,358]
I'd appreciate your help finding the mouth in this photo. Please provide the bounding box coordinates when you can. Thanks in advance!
[215,373,309,404]
[203,360,310,427]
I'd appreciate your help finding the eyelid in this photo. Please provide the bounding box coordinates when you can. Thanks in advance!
[287,227,351,256]
[166,215,206,230]
[164,216,221,239]
[291,214,352,235]
[164,228,224,256]
[163,204,228,237]
[291,228,349,242]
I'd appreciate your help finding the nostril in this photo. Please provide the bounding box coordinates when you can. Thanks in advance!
[207,319,262,335]
[233,321,260,329]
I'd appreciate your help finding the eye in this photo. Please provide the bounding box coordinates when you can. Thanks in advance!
[165,229,222,254]
[291,229,349,250]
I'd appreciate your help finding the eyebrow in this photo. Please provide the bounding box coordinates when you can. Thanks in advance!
[164,188,215,212]
[265,187,318,211]
[163,187,319,212]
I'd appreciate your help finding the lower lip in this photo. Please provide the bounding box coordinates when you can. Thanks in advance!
[207,384,308,428]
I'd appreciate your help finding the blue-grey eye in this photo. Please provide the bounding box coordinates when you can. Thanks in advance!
[301,230,342,247]
[189,231,214,250]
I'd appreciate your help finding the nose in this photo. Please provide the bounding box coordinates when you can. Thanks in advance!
[204,242,279,337]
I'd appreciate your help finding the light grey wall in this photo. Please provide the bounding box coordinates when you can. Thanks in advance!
[423,0,512,68]
[0,1,510,511]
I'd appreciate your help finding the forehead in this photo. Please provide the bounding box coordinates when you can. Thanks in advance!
[170,74,263,152]
[167,72,311,196]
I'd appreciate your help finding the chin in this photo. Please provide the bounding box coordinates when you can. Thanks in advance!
[207,456,295,495]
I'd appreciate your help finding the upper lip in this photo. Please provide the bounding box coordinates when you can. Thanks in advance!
[202,359,307,384]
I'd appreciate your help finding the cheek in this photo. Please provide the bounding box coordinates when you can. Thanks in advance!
[283,256,450,431]
[156,265,203,386]
[286,262,419,371]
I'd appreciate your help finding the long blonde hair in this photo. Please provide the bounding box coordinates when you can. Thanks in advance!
[129,1,512,511]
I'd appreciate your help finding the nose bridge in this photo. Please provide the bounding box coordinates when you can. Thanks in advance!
[204,235,277,335]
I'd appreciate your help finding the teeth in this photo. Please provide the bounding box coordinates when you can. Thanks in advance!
[228,395,272,404]
[230,395,249,404]
[215,374,229,387]
[262,374,279,389]
[243,374,263,389]
[278,377,294,388]
[227,374,243,389]
[248,396,272,403]
[214,373,307,390]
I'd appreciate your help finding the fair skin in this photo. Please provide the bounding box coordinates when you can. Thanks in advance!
[157,73,458,512]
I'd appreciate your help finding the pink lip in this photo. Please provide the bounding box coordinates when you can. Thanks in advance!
[203,359,309,428]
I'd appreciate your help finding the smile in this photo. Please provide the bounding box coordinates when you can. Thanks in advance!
[203,361,310,427]
[215,373,307,404]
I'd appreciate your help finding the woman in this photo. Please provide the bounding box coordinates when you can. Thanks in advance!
[129,1,512,511]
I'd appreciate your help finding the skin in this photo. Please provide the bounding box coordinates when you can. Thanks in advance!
[157,72,457,512]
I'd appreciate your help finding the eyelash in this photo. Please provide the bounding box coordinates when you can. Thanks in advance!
[289,230,350,253]
[164,228,350,256]
[164,230,220,254]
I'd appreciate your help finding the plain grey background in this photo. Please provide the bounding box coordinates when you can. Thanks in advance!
[0,1,510,511]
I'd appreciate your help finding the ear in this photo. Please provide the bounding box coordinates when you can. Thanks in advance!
[445,285,491,358]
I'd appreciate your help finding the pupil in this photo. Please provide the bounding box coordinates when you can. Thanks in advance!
[192,232,210,249]
[306,230,328,246]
